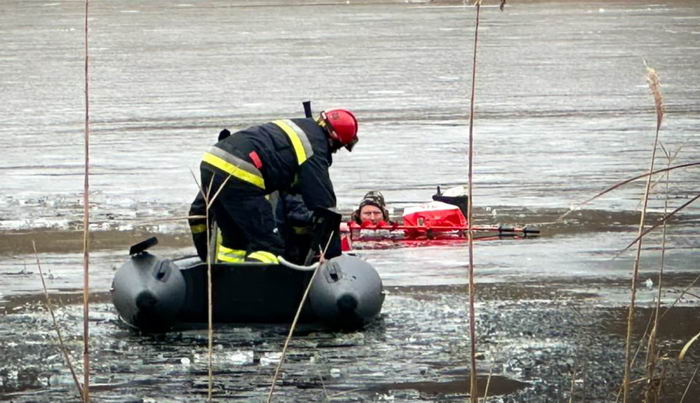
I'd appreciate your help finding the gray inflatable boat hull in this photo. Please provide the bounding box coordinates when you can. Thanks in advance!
[111,253,384,332]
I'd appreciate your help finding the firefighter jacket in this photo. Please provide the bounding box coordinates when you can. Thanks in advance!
[201,118,336,209]
[190,118,338,262]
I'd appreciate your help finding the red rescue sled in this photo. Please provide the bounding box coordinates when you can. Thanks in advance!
[340,190,538,250]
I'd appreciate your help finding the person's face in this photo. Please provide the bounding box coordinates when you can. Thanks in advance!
[360,205,384,225]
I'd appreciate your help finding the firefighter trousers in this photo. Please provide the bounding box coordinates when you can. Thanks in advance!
[201,167,285,259]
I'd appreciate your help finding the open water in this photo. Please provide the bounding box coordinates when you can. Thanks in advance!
[1,0,699,401]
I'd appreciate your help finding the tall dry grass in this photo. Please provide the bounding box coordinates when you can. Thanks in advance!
[190,171,231,401]
[558,162,699,222]
[561,64,698,401]
[680,365,699,403]
[466,1,481,399]
[34,241,84,400]
[203,178,214,402]
[619,64,700,402]
[81,0,91,400]
[465,1,506,400]
[267,235,334,402]
[622,63,665,403]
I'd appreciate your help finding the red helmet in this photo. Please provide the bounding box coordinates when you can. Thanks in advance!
[319,109,358,151]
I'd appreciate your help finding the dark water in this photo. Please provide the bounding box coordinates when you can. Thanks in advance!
[1,0,699,400]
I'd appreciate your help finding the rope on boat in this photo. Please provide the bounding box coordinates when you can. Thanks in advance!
[277,256,320,272]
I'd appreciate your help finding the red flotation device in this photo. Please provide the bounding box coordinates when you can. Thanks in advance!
[340,197,538,251]
[341,201,470,251]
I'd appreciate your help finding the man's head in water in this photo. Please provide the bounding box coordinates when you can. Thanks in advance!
[352,191,389,225]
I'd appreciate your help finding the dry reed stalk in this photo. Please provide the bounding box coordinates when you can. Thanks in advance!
[267,234,335,402]
[685,290,700,299]
[326,387,364,398]
[81,0,91,400]
[678,331,700,362]
[203,176,214,402]
[617,193,699,256]
[644,148,674,401]
[622,64,665,403]
[616,328,654,400]
[657,365,667,401]
[205,175,231,401]
[659,273,700,321]
[634,308,656,365]
[315,369,330,400]
[466,1,481,400]
[190,170,231,401]
[680,365,699,403]
[646,63,664,131]
[464,3,507,400]
[568,366,582,403]
[33,241,84,400]
[615,302,657,401]
[557,162,699,222]
[641,143,681,204]
[483,367,493,399]
[580,361,588,400]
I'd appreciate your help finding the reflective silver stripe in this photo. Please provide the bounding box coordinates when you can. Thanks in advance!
[273,119,314,165]
[204,146,265,189]
[208,146,261,176]
[283,120,314,161]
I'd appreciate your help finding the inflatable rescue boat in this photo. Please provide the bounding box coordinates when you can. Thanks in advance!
[112,211,384,332]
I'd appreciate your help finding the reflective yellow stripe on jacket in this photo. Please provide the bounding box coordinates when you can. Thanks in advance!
[272,120,314,165]
[202,146,265,189]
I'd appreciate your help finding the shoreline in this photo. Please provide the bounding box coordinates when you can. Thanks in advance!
[1,274,698,400]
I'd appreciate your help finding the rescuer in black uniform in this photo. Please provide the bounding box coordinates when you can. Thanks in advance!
[188,109,358,264]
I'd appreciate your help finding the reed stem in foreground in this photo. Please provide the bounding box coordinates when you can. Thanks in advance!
[680,365,699,403]
[34,241,84,400]
[557,161,700,222]
[267,234,335,402]
[622,64,665,403]
[466,1,481,400]
[81,0,91,400]
[204,178,214,402]
[190,170,231,401]
[465,2,506,399]
[644,146,674,400]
